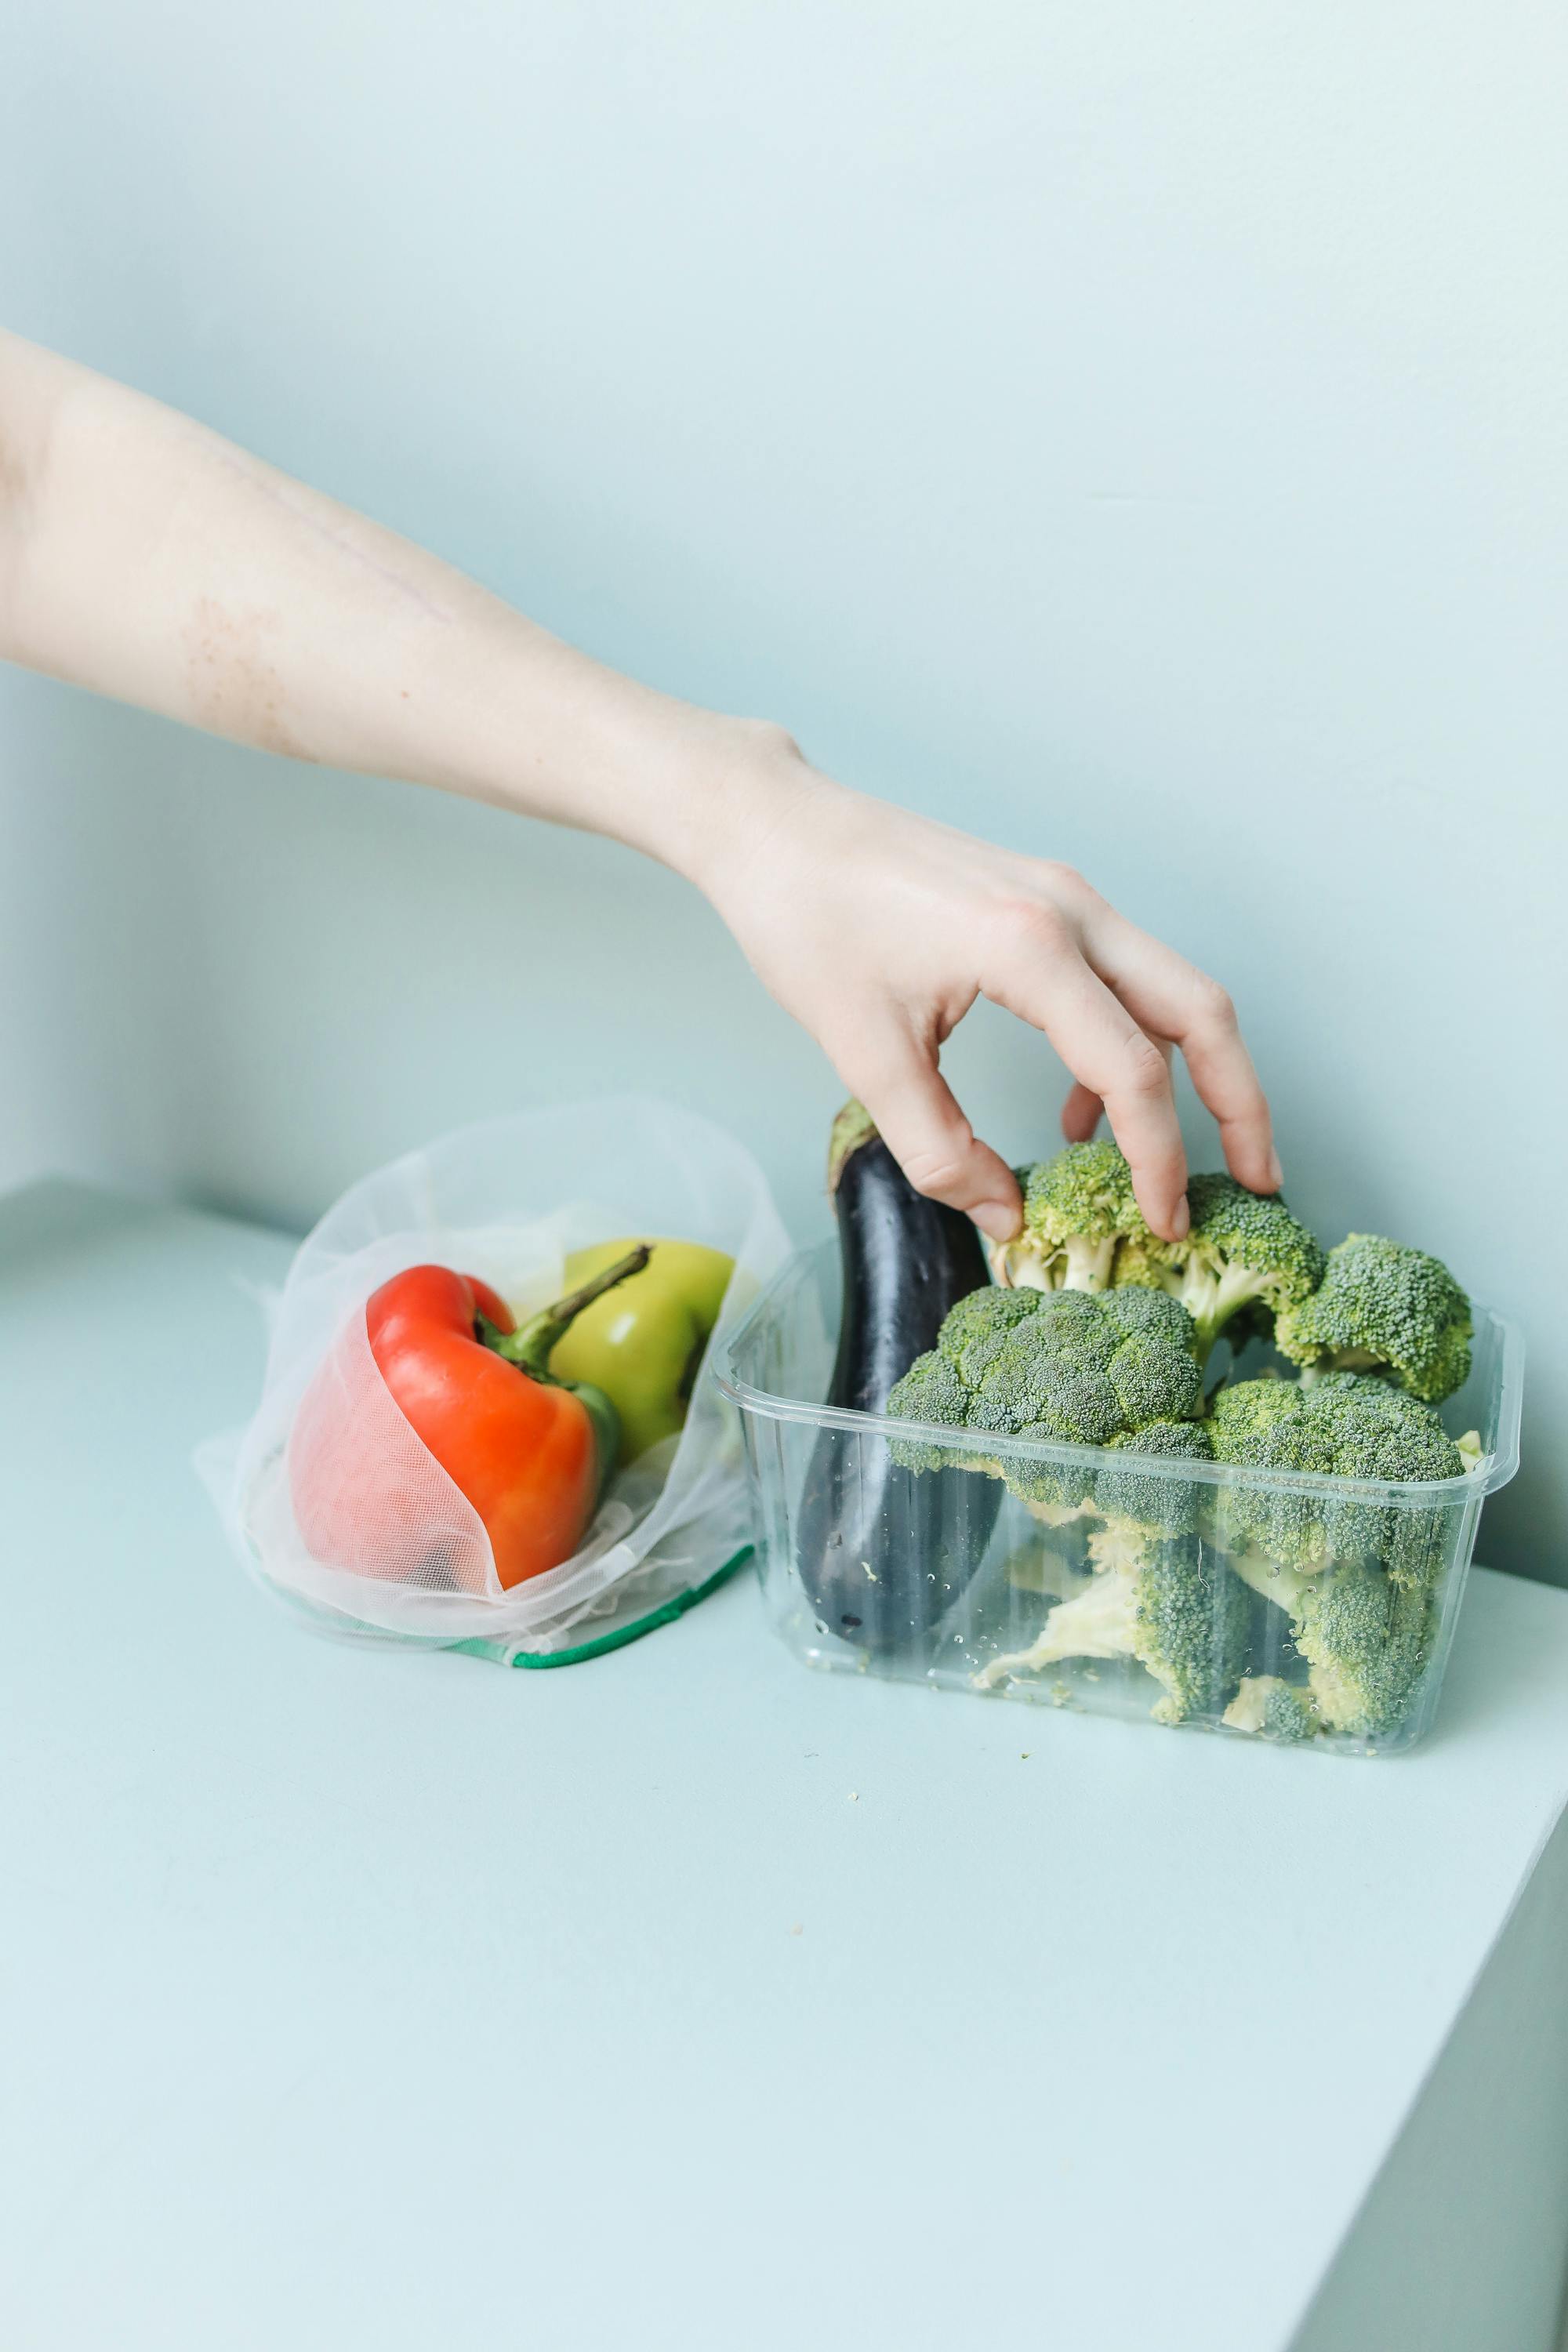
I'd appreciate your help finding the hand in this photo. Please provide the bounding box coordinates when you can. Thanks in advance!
[0,336,1271,1240]
[699,739,1279,1246]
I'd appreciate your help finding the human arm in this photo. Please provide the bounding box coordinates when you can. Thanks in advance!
[0,330,1277,1240]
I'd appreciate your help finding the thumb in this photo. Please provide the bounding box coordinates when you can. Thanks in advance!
[844,1036,1022,1242]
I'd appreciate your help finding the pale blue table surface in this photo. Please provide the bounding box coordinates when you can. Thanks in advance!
[4,1180,1568,2352]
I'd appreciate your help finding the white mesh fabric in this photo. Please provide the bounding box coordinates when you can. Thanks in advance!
[197,1097,791,1653]
[285,1305,496,1595]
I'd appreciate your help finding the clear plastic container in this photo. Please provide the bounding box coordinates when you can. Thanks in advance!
[714,1243,1524,1756]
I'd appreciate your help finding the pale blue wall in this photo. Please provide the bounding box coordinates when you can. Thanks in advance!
[2,2,1565,1579]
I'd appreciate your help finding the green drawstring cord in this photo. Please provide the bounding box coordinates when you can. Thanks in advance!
[449,1545,753,1670]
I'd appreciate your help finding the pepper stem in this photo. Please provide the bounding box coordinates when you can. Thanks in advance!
[486,1243,653,1381]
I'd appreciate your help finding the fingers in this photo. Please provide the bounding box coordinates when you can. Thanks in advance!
[1060,1082,1103,1142]
[1081,908,1279,1193]
[1062,1047,1167,1150]
[844,1029,1022,1242]
[984,927,1189,1240]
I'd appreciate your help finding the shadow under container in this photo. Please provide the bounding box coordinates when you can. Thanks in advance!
[714,1243,1524,1756]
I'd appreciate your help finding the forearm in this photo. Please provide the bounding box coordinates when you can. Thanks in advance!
[0,330,780,880]
[0,332,1276,1238]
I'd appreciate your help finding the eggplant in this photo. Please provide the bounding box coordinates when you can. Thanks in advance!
[795,1102,1001,1651]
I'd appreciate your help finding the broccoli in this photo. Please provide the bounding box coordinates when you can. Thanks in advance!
[1004,1535,1094,1600]
[988,1143,1322,1371]
[931,1282,1040,1387]
[975,1530,1249,1722]
[1274,1232,1473,1404]
[1207,1373,1466,1587]
[1221,1675,1322,1743]
[1227,1548,1435,1742]
[1153,1172,1325,1366]
[1108,1229,1180,1293]
[886,1282,1205,1515]
[988,1140,1152,1293]
[1094,1416,1216,1532]
[995,1147,1323,1367]
[884,1160,1483,1746]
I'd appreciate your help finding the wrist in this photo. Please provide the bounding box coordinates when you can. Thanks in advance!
[664,718,840,901]
[672,715,822,889]
[551,684,844,902]
[475,633,829,893]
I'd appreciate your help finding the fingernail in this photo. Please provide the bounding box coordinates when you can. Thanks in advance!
[1171,1196,1191,1240]
[973,1201,1022,1243]
[1266,1149,1283,1191]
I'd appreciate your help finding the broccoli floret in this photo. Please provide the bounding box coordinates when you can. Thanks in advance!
[1094,1417,1214,1534]
[1205,1374,1307,1459]
[933,1282,1040,1383]
[1207,1372,1465,1585]
[1228,1548,1434,1742]
[1221,1675,1322,1742]
[1109,1230,1178,1291]
[879,1345,978,1471]
[1152,1173,1325,1365]
[975,1534,1249,1723]
[1274,1232,1472,1404]
[989,1146,1320,1370]
[886,1281,1205,1516]
[989,1140,1152,1293]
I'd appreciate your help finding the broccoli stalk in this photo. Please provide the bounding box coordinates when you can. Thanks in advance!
[1028,1497,1100,1530]
[976,1556,1142,1682]
[976,1528,1249,1723]
[1153,1172,1325,1365]
[1004,1532,1094,1600]
[989,1141,1151,1293]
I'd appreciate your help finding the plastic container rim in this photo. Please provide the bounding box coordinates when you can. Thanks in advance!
[713,1244,1524,1509]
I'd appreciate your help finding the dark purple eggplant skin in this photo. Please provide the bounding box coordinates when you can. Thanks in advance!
[795,1105,1000,1651]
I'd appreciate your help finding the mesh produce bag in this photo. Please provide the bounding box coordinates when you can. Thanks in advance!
[198,1098,791,1661]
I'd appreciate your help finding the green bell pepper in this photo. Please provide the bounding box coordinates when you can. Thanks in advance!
[546,1236,735,1464]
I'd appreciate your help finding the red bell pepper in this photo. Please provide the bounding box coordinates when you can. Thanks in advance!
[292,1246,650,1590]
